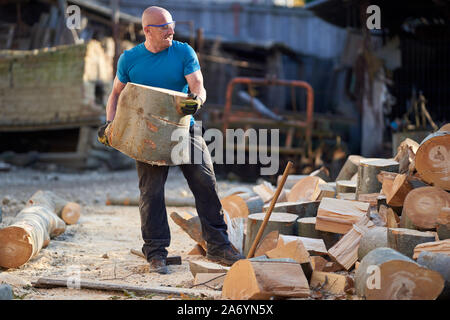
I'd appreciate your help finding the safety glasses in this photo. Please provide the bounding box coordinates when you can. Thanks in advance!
[146,21,176,31]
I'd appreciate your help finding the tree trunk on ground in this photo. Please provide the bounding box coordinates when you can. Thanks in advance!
[315,198,370,234]
[296,217,341,250]
[387,228,436,258]
[415,131,450,191]
[221,259,310,300]
[244,212,297,256]
[416,251,450,300]
[0,205,66,268]
[336,155,364,181]
[357,159,399,196]
[358,226,388,260]
[355,247,444,300]
[400,186,450,230]
[287,176,326,202]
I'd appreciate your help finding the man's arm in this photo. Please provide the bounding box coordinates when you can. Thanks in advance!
[106,76,127,121]
[185,70,206,105]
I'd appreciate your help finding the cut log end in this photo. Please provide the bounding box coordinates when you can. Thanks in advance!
[61,202,81,225]
[0,226,33,269]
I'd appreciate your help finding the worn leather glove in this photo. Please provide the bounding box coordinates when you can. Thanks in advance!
[180,93,203,115]
[97,121,111,146]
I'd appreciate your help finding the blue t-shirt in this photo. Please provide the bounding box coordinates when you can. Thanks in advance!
[116,41,200,126]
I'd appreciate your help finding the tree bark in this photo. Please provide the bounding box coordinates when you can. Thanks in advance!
[357,159,399,196]
[358,226,388,260]
[387,228,436,258]
[437,207,450,240]
[355,247,444,300]
[416,251,450,299]
[266,200,320,218]
[336,155,364,181]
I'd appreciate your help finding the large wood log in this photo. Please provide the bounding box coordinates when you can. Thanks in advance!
[221,259,310,300]
[415,131,450,191]
[336,155,364,181]
[356,159,399,196]
[220,194,264,219]
[265,200,320,218]
[413,239,450,260]
[0,205,66,268]
[355,247,444,300]
[400,186,450,230]
[296,217,341,250]
[358,226,388,260]
[26,190,81,225]
[315,198,370,234]
[287,176,326,202]
[437,207,450,240]
[244,212,297,256]
[416,251,450,300]
[105,83,191,166]
[387,228,437,258]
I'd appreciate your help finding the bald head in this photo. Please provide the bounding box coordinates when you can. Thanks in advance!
[141,6,172,29]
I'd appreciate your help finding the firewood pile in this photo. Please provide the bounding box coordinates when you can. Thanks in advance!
[174,124,450,300]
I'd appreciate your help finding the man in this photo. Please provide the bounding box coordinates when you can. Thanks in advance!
[99,6,244,274]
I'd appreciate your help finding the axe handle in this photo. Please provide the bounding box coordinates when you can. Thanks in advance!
[246,161,293,259]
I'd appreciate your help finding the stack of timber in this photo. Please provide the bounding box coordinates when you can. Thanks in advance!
[0,190,81,269]
[171,129,450,300]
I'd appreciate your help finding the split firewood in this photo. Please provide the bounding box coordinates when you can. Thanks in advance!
[378,205,400,228]
[252,181,276,203]
[265,200,320,218]
[193,273,226,290]
[277,234,327,256]
[265,237,310,264]
[328,216,373,270]
[287,176,326,202]
[296,217,341,250]
[357,159,399,196]
[315,198,370,234]
[254,230,279,257]
[170,211,206,250]
[356,193,380,207]
[400,186,450,230]
[394,138,419,174]
[0,201,66,268]
[336,180,357,194]
[336,155,364,181]
[384,173,413,207]
[415,131,450,191]
[416,251,450,299]
[221,259,310,300]
[244,212,298,256]
[355,247,444,300]
[336,193,356,200]
[309,166,331,182]
[26,190,81,225]
[223,210,245,254]
[220,194,264,219]
[310,271,354,295]
[310,256,343,272]
[358,226,388,260]
[188,260,230,278]
[413,239,450,260]
[437,207,450,240]
[318,183,336,200]
[387,228,437,258]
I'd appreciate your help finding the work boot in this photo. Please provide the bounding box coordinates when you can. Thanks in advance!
[149,257,168,274]
[206,245,245,266]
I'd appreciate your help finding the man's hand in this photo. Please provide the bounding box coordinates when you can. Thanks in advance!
[97,121,111,146]
[180,93,203,115]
